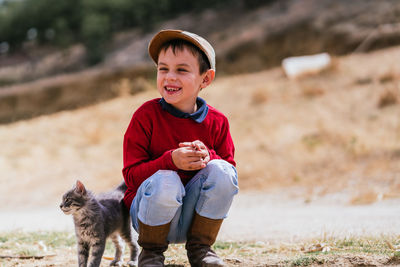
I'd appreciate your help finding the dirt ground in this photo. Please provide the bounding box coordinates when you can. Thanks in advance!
[0,249,396,267]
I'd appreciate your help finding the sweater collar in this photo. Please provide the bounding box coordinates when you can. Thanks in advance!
[159,97,208,123]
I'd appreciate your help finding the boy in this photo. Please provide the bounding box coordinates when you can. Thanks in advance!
[122,29,238,267]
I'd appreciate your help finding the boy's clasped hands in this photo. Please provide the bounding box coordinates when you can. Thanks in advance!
[172,140,210,170]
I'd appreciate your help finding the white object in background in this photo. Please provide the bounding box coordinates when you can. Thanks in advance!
[282,53,332,79]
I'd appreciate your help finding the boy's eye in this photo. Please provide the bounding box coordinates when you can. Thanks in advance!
[158,67,168,71]
[177,68,188,72]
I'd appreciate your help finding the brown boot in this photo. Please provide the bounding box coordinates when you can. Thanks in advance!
[186,213,225,267]
[138,220,170,267]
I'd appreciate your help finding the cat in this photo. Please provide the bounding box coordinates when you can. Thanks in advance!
[60,180,139,267]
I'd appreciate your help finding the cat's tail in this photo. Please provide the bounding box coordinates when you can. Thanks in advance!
[116,181,128,192]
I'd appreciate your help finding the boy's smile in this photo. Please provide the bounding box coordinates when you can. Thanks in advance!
[157,47,214,114]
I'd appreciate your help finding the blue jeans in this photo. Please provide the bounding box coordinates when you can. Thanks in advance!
[130,159,239,244]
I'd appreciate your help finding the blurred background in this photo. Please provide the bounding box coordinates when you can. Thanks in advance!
[0,0,400,218]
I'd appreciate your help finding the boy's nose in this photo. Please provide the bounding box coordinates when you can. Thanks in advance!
[165,72,177,81]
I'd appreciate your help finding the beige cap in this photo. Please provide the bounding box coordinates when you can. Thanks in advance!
[148,29,216,71]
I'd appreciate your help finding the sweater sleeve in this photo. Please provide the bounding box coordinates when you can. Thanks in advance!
[122,110,178,191]
[208,115,236,167]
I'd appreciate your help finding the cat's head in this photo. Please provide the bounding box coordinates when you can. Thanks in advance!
[60,180,89,215]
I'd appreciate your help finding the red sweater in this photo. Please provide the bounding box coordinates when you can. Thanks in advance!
[122,98,235,208]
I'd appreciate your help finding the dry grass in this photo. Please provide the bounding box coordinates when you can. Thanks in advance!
[250,88,269,105]
[349,188,382,205]
[378,87,399,108]
[1,231,400,266]
[1,46,400,211]
[298,82,325,98]
[378,70,399,84]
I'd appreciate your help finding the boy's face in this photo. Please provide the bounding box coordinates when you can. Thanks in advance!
[157,46,214,113]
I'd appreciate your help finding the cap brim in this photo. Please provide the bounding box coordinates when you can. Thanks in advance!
[148,29,214,70]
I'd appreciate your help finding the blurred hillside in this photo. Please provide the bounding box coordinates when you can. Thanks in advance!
[1,0,400,123]
[2,0,400,80]
[0,44,399,209]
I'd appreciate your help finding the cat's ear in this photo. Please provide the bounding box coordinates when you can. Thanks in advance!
[75,180,87,195]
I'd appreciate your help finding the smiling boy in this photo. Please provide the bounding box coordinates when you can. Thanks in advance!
[122,29,238,267]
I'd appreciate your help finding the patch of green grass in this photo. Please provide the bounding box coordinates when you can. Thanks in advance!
[335,238,355,248]
[332,236,394,255]
[386,250,400,265]
[0,230,76,258]
[104,238,134,255]
[213,241,243,250]
[302,134,324,151]
[0,231,76,249]
[16,248,39,257]
[288,256,324,266]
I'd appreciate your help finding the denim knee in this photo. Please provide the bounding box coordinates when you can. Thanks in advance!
[193,160,239,219]
[144,170,185,208]
[136,170,185,226]
[202,159,239,198]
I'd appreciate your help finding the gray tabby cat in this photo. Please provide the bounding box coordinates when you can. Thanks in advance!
[60,180,139,267]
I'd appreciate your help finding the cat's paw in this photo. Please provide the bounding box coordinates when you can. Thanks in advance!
[127,260,137,267]
[109,259,123,266]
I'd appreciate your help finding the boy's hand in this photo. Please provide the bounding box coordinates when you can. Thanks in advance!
[172,140,210,170]
[179,141,210,162]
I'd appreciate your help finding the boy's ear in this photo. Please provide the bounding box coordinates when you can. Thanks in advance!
[201,69,215,89]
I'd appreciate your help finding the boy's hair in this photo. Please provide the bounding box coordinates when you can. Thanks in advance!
[159,39,211,74]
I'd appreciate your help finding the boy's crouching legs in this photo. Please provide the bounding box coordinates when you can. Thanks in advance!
[186,160,239,267]
[186,213,224,267]
[138,220,171,267]
[133,170,185,266]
